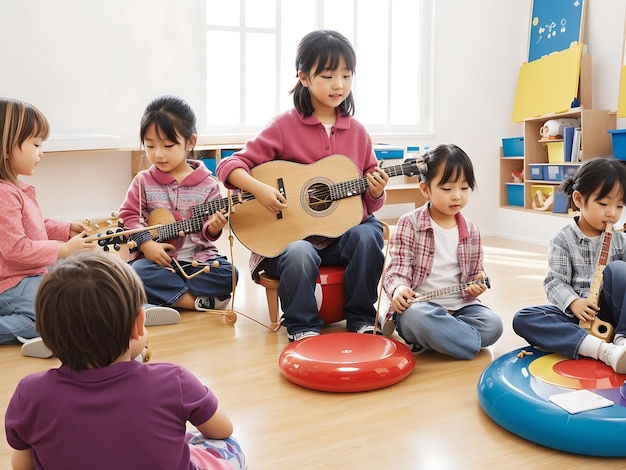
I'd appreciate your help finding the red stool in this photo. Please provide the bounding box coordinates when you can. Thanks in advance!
[258,222,391,326]
[259,265,347,326]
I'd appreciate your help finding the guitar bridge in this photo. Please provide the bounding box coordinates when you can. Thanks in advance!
[276,178,285,220]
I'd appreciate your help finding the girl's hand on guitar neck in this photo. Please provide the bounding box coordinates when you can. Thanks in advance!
[366,167,389,200]
[69,221,90,237]
[139,239,177,268]
[207,210,228,238]
[391,285,417,314]
[58,231,97,259]
[569,297,600,323]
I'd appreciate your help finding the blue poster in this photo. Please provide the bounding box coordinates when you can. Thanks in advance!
[528,0,585,62]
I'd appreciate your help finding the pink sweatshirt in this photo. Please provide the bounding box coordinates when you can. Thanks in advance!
[118,160,223,262]
[216,108,385,280]
[0,180,71,292]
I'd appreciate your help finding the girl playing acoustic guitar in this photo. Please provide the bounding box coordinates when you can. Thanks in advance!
[514,158,626,373]
[118,95,238,314]
[217,30,389,341]
[383,144,503,359]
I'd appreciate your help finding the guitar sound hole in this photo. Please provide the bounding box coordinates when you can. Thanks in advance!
[306,182,332,212]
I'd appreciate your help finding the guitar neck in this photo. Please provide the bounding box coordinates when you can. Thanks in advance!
[330,162,414,201]
[414,277,490,302]
[587,223,614,304]
[156,192,254,241]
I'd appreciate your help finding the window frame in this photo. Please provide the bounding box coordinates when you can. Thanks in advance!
[200,0,434,143]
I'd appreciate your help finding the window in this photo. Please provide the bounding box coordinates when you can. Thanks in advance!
[204,0,433,140]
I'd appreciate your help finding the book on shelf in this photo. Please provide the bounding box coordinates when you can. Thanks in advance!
[563,126,575,162]
[571,127,582,162]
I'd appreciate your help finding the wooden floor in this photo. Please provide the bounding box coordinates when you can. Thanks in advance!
[1,231,625,469]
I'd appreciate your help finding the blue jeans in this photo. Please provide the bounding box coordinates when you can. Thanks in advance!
[130,256,238,306]
[513,260,626,358]
[262,216,384,335]
[394,302,503,360]
[0,275,44,344]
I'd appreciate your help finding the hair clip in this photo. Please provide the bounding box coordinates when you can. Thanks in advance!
[415,156,428,174]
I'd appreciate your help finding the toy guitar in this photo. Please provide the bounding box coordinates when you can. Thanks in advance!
[579,222,615,342]
[229,154,419,257]
[382,277,491,336]
[408,277,491,303]
[91,192,254,251]
[133,191,252,250]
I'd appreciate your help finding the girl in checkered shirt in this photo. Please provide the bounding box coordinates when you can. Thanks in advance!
[383,144,502,359]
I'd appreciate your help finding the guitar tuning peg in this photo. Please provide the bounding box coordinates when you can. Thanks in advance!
[106,219,113,227]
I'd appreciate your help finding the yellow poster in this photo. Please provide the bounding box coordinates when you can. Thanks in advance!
[512,43,583,122]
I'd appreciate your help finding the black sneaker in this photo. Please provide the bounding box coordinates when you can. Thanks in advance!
[194,296,231,311]
[286,331,320,342]
[356,325,383,335]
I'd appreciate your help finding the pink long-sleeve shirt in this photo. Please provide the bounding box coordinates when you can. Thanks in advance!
[118,160,223,262]
[0,180,71,293]
[216,108,385,280]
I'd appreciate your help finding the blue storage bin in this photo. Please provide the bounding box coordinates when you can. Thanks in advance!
[609,130,626,160]
[506,183,524,207]
[201,158,216,173]
[374,146,404,160]
[502,137,524,157]
[529,164,545,180]
[220,148,239,158]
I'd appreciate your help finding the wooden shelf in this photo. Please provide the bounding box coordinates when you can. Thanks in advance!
[500,107,616,213]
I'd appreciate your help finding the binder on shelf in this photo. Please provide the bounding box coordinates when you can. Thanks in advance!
[563,126,576,162]
[571,127,582,162]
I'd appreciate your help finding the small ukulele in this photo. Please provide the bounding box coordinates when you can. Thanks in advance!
[408,277,491,303]
[579,222,615,342]
[382,277,490,336]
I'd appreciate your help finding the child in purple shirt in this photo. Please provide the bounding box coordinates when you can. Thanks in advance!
[5,251,245,470]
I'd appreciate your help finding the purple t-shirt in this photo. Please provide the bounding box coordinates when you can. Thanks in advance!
[5,361,218,470]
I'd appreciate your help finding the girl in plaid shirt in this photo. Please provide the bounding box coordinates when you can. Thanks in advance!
[383,144,502,359]
[513,158,626,373]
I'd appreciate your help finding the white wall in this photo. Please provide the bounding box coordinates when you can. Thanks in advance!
[1,0,625,241]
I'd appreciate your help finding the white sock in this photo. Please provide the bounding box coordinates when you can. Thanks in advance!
[578,334,604,359]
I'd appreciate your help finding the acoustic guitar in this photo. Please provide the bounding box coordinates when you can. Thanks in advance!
[229,154,419,257]
[579,222,615,342]
[139,190,251,249]
[93,193,253,251]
